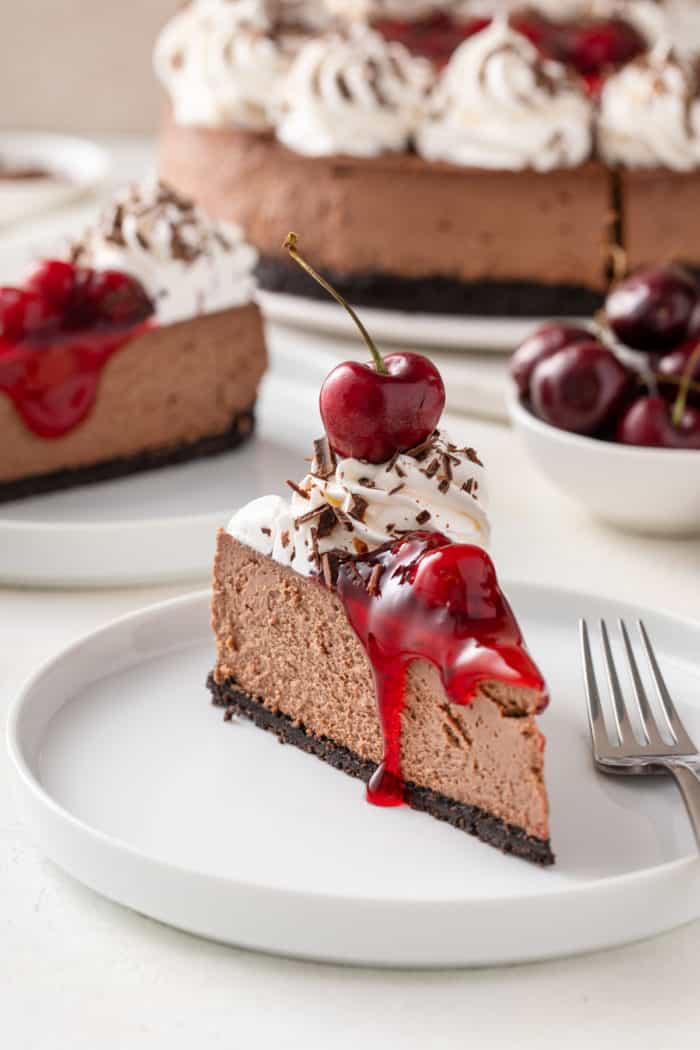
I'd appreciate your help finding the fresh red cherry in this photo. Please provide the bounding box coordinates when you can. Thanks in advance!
[511,322,591,397]
[605,265,700,353]
[26,259,76,308]
[320,352,445,462]
[616,396,700,449]
[284,232,445,463]
[0,286,60,341]
[530,342,630,435]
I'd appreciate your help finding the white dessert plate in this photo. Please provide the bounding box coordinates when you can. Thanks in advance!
[0,376,321,588]
[7,585,700,968]
[258,289,583,353]
[0,133,110,227]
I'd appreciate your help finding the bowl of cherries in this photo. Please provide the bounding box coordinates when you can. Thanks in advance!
[507,264,700,536]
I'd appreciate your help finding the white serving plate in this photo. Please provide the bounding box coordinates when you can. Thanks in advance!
[258,290,581,353]
[7,585,700,968]
[0,376,321,588]
[0,132,110,227]
[508,390,700,537]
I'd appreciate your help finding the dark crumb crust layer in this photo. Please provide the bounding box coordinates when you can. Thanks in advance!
[0,407,255,505]
[256,256,604,319]
[208,673,555,867]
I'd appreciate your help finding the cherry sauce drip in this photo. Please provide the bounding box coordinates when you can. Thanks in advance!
[0,261,154,438]
[333,532,547,807]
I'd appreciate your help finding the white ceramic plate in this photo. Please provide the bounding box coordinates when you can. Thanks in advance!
[258,290,582,353]
[0,376,321,588]
[7,585,700,968]
[0,133,110,227]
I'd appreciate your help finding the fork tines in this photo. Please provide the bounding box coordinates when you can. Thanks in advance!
[580,619,696,761]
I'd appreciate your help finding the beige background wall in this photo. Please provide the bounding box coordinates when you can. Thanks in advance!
[0,1,178,134]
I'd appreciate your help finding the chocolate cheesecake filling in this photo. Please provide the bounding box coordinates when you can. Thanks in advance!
[159,120,610,314]
[0,304,267,498]
[211,533,552,865]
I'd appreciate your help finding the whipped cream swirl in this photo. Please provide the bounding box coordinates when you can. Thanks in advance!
[416,19,593,170]
[71,181,257,325]
[154,0,331,131]
[228,429,490,576]
[598,42,700,170]
[276,24,432,156]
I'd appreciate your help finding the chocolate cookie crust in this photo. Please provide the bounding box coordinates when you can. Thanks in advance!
[0,408,254,504]
[208,673,555,867]
[256,257,604,318]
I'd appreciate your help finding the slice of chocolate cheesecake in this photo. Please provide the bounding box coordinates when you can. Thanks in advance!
[208,235,552,864]
[0,181,267,502]
[210,525,552,865]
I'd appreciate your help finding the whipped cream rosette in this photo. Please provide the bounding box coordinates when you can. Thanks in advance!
[599,42,700,170]
[154,0,332,131]
[71,182,257,325]
[416,18,593,170]
[229,430,490,575]
[276,24,432,156]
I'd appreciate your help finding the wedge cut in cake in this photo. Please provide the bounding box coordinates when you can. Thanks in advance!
[209,235,553,865]
[0,181,267,502]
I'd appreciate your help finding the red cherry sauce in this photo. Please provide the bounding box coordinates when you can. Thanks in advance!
[373,13,489,68]
[0,261,154,438]
[332,532,547,807]
[374,12,646,86]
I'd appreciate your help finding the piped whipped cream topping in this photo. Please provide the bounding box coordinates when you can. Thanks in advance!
[154,0,333,131]
[228,429,490,575]
[416,18,593,169]
[276,24,432,156]
[598,42,700,170]
[71,181,257,325]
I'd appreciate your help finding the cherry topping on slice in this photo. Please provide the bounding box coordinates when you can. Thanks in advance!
[284,234,445,463]
[26,259,77,308]
[510,322,591,397]
[616,395,700,450]
[87,270,154,327]
[530,341,630,435]
[605,264,700,353]
[0,287,60,341]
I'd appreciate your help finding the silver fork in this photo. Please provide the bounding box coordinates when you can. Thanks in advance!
[581,619,700,847]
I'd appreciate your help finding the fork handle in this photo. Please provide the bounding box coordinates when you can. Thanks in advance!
[668,763,700,849]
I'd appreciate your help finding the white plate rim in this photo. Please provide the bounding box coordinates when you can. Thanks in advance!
[257,289,583,353]
[7,581,700,909]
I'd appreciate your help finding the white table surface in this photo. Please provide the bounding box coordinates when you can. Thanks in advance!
[2,137,700,1048]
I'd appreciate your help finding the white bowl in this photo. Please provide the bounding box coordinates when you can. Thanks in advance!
[507,387,700,537]
[0,132,111,227]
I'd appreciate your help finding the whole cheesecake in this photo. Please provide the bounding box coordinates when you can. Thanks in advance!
[0,182,267,502]
[155,0,692,317]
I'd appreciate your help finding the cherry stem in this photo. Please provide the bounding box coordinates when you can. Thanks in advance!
[671,341,700,428]
[284,233,387,374]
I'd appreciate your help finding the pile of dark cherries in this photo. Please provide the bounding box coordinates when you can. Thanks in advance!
[511,264,700,450]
